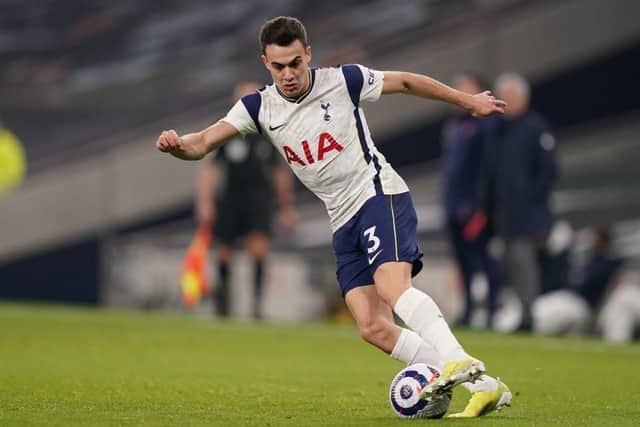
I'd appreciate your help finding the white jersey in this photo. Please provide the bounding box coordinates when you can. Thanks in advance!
[222,64,408,232]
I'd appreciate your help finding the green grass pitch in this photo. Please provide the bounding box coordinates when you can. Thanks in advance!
[1,303,639,426]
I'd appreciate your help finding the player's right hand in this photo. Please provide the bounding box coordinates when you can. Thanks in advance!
[469,91,507,117]
[156,130,182,153]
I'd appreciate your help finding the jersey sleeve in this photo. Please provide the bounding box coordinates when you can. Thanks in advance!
[356,64,384,103]
[341,64,384,106]
[221,98,259,136]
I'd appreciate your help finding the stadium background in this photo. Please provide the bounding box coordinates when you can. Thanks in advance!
[1,1,640,425]
[1,0,638,320]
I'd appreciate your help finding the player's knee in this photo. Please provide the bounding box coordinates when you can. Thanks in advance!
[373,263,412,307]
[357,317,388,346]
[374,287,394,309]
[375,282,410,309]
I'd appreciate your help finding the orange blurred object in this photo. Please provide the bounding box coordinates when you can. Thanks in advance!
[180,225,212,308]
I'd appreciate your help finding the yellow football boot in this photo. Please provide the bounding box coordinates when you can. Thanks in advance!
[448,379,512,418]
[420,359,485,400]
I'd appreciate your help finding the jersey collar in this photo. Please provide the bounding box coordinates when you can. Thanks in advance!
[275,69,316,104]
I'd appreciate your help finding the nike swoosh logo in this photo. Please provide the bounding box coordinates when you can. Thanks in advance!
[368,250,382,265]
[268,123,287,131]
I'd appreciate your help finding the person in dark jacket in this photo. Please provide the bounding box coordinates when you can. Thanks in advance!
[441,72,502,328]
[486,72,557,331]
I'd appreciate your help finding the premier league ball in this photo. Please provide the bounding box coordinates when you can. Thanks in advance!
[389,363,451,419]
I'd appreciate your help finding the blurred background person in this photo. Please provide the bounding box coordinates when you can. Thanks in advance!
[598,272,640,344]
[537,220,574,296]
[533,226,624,336]
[196,82,298,319]
[578,226,640,344]
[485,72,557,331]
[0,1,637,339]
[441,72,502,329]
[0,118,27,196]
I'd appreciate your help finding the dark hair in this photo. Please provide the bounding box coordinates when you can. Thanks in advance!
[259,16,308,54]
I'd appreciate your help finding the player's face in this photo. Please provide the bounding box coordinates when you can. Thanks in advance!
[262,40,312,98]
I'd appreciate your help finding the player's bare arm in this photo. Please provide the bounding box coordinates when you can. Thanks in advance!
[155,120,239,160]
[381,71,506,117]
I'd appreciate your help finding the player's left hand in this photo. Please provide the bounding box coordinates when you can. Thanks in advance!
[469,91,507,117]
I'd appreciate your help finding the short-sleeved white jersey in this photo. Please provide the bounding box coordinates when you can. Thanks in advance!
[222,64,408,232]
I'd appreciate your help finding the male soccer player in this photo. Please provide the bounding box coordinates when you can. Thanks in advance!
[156,16,511,417]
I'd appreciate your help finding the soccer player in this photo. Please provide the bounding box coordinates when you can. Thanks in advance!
[196,81,297,319]
[156,16,511,417]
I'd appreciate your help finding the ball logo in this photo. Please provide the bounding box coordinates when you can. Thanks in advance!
[400,384,413,399]
[390,364,449,419]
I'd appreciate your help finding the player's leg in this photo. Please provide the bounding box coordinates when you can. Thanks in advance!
[359,193,480,385]
[345,284,443,368]
[346,280,502,393]
[363,193,509,413]
[333,203,442,367]
[374,261,511,415]
[334,193,508,414]
[215,245,234,317]
[373,262,483,388]
[213,198,238,318]
[246,231,271,319]
[243,190,274,320]
[345,283,452,417]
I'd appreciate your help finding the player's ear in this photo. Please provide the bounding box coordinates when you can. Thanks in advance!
[261,54,270,71]
[305,45,312,63]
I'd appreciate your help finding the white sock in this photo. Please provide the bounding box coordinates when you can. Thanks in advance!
[390,325,498,394]
[462,375,499,393]
[390,328,444,369]
[394,287,471,362]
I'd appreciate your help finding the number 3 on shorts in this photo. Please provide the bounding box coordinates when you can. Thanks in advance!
[363,226,382,264]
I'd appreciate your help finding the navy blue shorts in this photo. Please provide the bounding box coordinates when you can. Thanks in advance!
[332,192,424,296]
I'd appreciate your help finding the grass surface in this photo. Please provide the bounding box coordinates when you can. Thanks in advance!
[1,303,639,426]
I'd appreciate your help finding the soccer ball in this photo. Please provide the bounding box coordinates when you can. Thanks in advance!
[389,363,451,419]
